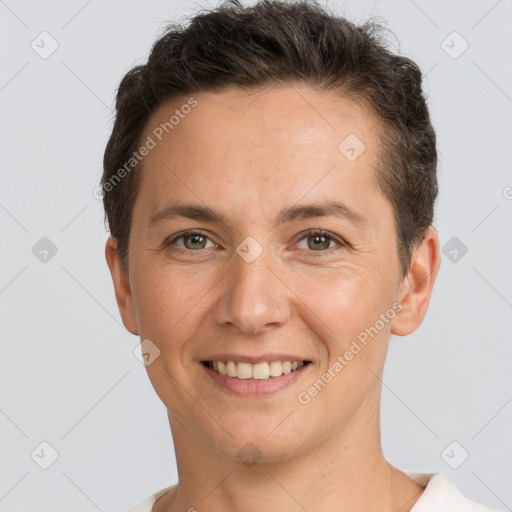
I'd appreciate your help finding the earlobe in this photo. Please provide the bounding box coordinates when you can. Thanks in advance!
[390,226,441,336]
[105,237,139,335]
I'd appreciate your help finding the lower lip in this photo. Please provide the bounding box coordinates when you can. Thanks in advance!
[200,362,312,397]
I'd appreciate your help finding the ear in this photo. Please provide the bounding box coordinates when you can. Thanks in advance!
[105,237,139,335]
[390,226,441,336]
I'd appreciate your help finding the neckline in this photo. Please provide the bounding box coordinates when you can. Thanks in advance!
[152,484,177,509]
[150,474,436,510]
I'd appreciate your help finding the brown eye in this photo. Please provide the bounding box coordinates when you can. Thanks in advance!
[296,229,346,254]
[182,233,208,249]
[307,233,331,250]
[166,230,215,251]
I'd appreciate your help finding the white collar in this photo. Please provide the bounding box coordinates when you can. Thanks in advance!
[407,473,497,511]
[126,473,497,511]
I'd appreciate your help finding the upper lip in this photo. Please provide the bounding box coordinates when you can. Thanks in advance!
[201,353,311,364]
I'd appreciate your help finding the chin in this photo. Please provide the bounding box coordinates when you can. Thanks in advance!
[207,420,312,464]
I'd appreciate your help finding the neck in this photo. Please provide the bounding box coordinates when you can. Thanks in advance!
[154,403,424,512]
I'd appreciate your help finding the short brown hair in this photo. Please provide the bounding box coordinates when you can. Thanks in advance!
[102,0,437,277]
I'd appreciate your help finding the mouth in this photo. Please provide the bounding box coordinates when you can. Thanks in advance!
[201,360,311,379]
[200,359,312,397]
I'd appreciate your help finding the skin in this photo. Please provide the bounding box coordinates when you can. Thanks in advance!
[106,84,440,512]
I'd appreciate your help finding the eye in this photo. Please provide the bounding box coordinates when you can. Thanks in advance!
[165,230,216,251]
[295,229,347,254]
[164,228,347,255]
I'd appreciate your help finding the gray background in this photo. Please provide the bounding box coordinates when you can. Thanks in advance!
[1,0,511,511]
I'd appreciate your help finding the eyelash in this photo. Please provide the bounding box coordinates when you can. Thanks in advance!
[165,228,347,256]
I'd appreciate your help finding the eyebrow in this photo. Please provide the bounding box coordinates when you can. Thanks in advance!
[148,200,369,229]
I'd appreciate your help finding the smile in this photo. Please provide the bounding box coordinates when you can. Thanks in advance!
[203,360,309,379]
[200,360,312,397]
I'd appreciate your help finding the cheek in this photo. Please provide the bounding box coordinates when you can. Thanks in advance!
[131,263,213,345]
[292,270,392,420]
[289,267,394,349]
[130,253,398,368]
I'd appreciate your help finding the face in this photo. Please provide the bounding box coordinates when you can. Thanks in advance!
[106,84,439,464]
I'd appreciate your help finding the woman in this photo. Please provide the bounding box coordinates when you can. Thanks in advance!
[102,1,498,510]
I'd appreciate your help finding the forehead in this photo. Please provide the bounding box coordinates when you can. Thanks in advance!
[142,85,380,159]
[134,85,386,222]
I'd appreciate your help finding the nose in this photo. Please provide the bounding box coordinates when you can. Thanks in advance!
[212,243,291,335]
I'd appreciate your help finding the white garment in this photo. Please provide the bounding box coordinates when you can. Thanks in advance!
[122,472,498,512]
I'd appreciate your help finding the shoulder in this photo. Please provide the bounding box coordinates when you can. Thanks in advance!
[120,485,176,512]
[408,473,499,512]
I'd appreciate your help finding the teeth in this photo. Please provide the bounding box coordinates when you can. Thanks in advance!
[236,362,253,379]
[269,361,282,377]
[252,362,270,379]
[217,361,227,375]
[226,361,237,377]
[207,360,306,379]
